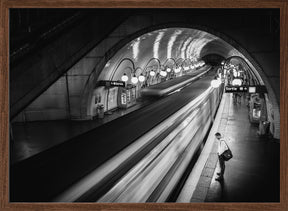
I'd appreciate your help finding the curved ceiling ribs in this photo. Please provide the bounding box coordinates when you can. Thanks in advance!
[97,28,238,83]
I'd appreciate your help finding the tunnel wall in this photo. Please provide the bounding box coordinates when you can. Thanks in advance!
[14,14,152,122]
[10,11,130,119]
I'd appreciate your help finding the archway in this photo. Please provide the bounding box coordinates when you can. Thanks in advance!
[81,24,279,138]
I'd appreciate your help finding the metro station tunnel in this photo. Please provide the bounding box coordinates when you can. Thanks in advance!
[9,9,280,202]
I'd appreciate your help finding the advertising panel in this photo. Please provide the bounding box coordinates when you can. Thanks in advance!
[107,87,118,111]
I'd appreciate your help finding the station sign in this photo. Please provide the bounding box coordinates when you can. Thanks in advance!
[225,86,248,93]
[99,80,125,87]
[225,85,267,93]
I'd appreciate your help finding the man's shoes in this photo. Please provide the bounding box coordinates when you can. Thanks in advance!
[215,177,223,181]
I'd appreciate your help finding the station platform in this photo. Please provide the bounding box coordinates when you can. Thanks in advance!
[182,93,279,202]
[10,100,148,164]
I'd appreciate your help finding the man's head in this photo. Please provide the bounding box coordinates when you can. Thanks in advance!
[215,132,221,140]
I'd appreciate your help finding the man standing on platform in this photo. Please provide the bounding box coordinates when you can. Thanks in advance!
[215,132,229,181]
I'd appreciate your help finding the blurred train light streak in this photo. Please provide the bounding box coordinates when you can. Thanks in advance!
[141,65,211,97]
[167,88,182,96]
[176,92,226,202]
[54,78,215,202]
[156,111,211,202]
[98,89,213,202]
[98,109,200,202]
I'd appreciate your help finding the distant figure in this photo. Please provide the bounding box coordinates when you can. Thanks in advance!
[237,93,242,104]
[215,132,229,181]
[232,93,237,104]
[233,93,241,104]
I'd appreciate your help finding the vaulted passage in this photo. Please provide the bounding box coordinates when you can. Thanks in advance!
[9,9,280,203]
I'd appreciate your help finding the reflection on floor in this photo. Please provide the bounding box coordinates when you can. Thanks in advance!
[10,101,145,164]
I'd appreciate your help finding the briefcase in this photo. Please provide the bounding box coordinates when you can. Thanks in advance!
[221,148,233,161]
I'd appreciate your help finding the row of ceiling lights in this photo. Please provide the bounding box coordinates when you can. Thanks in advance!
[121,61,205,84]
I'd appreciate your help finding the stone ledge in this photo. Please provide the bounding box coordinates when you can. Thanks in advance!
[191,186,209,201]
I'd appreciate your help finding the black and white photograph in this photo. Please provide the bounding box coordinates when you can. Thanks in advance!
[8,8,280,203]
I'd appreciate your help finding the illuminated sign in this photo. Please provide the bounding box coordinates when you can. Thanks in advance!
[248,86,256,93]
[110,81,125,87]
[121,93,127,105]
[225,86,248,93]
[99,80,125,87]
[225,85,267,93]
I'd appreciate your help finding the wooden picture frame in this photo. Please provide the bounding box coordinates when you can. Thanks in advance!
[1,1,287,210]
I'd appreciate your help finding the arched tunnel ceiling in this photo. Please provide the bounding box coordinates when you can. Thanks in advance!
[98,27,242,81]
